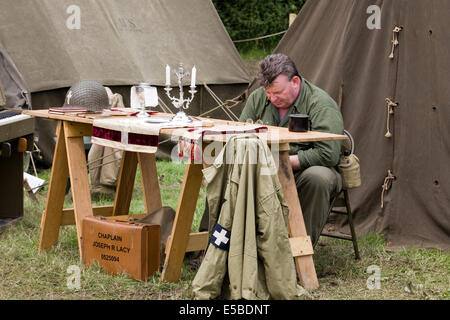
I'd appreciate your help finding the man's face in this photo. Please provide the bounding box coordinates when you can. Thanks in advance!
[264,74,301,110]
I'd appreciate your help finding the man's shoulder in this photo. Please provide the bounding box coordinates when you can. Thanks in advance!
[240,86,268,122]
[245,86,268,110]
[248,87,266,100]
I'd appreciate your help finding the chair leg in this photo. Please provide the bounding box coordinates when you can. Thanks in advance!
[344,189,360,260]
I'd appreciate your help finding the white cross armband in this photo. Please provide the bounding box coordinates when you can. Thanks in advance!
[211,223,231,250]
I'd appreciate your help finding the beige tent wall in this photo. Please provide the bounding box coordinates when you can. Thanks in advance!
[1,0,250,165]
[0,0,249,91]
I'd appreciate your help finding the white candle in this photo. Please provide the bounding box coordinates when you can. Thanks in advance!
[165,64,170,86]
[191,65,196,87]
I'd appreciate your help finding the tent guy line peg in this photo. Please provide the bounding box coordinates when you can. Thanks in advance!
[389,26,403,59]
[384,98,398,138]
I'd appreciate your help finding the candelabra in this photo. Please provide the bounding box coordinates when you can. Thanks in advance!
[164,63,197,123]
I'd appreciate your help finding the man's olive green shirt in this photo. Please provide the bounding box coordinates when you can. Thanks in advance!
[239,79,344,170]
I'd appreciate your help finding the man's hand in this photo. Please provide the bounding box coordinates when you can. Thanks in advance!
[289,155,301,171]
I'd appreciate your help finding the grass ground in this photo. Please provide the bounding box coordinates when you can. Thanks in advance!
[0,161,448,300]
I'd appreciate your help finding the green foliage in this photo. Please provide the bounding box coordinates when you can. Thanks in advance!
[212,0,307,52]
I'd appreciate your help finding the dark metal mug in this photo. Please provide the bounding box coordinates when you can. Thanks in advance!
[288,114,311,132]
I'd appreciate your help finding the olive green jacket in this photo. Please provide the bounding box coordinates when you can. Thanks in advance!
[239,78,344,171]
[191,134,308,300]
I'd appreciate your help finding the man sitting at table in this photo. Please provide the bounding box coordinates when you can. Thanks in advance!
[197,53,344,251]
[239,53,344,247]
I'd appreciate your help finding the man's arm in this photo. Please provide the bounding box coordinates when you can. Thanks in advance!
[295,105,344,170]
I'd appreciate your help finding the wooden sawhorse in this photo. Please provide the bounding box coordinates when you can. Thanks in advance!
[38,120,161,259]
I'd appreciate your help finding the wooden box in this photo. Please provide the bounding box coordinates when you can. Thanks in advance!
[82,216,160,281]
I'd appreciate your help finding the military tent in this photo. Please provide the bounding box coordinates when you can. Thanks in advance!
[272,0,449,250]
[0,0,250,164]
[0,43,31,110]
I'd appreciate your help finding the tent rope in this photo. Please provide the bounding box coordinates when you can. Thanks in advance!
[201,83,239,121]
[86,149,122,167]
[86,149,123,171]
[385,98,398,138]
[389,26,403,59]
[381,170,395,208]
[232,30,287,43]
[87,156,122,172]
[158,97,174,114]
[199,83,241,121]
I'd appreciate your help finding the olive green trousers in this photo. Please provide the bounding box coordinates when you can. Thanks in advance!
[294,166,342,247]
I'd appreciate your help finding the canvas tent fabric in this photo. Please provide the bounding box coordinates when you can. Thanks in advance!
[0,0,250,91]
[0,43,31,109]
[0,0,250,164]
[270,0,449,250]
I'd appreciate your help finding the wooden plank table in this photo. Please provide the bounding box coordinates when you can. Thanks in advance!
[24,109,346,290]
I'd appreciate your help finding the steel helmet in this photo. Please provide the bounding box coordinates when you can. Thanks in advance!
[64,80,109,112]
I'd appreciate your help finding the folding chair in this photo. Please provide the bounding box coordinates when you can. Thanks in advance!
[321,130,360,260]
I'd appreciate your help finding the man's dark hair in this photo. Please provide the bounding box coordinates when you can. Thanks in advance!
[257,53,300,88]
